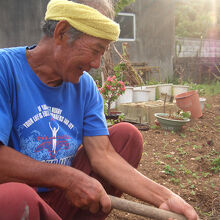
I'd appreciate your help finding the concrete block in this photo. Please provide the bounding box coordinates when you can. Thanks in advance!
[118,101,179,125]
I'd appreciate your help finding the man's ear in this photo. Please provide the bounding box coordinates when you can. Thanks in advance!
[54,20,70,44]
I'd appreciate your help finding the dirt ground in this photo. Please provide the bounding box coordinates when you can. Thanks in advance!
[107,94,220,220]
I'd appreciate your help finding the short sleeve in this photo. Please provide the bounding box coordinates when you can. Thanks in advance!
[82,74,109,137]
[0,57,13,145]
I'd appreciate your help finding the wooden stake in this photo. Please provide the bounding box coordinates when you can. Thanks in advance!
[109,195,187,220]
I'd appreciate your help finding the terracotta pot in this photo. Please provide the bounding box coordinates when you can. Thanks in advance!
[175,90,202,119]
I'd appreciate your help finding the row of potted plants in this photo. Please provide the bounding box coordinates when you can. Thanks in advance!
[98,76,195,131]
[98,76,192,113]
[114,83,190,107]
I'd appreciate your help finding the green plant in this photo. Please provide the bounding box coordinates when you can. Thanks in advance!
[205,103,211,109]
[164,154,173,159]
[186,82,220,96]
[201,172,210,177]
[180,133,186,138]
[114,0,136,14]
[190,184,195,189]
[179,164,192,175]
[177,147,187,155]
[192,172,200,179]
[194,156,202,161]
[210,155,220,173]
[106,112,125,126]
[155,160,162,165]
[164,165,176,176]
[191,190,196,196]
[170,177,180,185]
[150,125,160,130]
[192,144,202,150]
[188,128,195,132]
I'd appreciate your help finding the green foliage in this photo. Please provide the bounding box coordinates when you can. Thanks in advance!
[145,80,161,85]
[107,113,125,125]
[170,177,180,185]
[211,155,220,173]
[180,111,191,119]
[113,63,126,81]
[175,0,220,39]
[186,81,220,96]
[192,144,202,150]
[114,0,136,14]
[164,165,176,176]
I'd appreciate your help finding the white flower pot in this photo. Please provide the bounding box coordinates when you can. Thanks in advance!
[158,84,173,97]
[117,86,133,105]
[173,85,189,98]
[133,86,142,90]
[141,85,157,101]
[133,90,150,103]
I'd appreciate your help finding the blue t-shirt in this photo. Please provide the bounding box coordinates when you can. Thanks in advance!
[0,46,108,167]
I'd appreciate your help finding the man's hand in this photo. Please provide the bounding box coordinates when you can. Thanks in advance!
[63,169,111,214]
[159,193,199,220]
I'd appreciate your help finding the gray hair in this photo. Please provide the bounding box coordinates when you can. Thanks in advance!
[42,0,114,42]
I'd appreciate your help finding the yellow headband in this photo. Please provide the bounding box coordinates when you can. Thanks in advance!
[45,0,120,41]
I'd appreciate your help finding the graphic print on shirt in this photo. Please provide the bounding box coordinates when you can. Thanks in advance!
[18,104,80,166]
[34,119,70,159]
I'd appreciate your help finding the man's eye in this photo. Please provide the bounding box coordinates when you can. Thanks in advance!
[93,50,100,55]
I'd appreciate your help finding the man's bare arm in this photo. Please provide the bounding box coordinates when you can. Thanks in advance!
[0,144,111,213]
[83,135,199,220]
[0,144,66,187]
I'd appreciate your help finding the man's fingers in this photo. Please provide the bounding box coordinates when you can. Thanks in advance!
[100,194,111,213]
[89,202,100,214]
[184,207,200,220]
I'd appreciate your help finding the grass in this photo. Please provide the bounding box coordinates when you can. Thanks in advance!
[186,81,220,96]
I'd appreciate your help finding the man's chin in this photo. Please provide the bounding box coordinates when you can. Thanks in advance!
[65,77,81,84]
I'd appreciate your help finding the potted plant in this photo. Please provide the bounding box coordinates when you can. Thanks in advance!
[99,75,126,117]
[154,94,191,131]
[154,111,191,131]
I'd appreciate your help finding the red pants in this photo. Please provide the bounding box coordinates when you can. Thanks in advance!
[0,122,143,220]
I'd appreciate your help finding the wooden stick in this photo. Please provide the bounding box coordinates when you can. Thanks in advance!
[109,195,187,220]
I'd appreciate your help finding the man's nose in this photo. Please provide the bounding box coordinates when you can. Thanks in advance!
[90,55,102,69]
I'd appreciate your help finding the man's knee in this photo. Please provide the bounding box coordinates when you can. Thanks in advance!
[0,182,39,219]
[109,122,143,167]
[0,182,61,220]
[109,122,143,147]
[0,182,38,201]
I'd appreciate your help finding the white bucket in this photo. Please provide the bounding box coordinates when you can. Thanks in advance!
[133,90,150,103]
[158,84,173,98]
[199,97,206,112]
[173,85,189,98]
[133,86,142,90]
[117,86,133,105]
[141,85,157,101]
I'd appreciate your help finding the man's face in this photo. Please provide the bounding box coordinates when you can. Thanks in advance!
[54,34,110,84]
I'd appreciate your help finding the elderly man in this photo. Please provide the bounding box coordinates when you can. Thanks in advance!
[0,0,199,219]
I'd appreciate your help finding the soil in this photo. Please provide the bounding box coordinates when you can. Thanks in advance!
[106,94,220,220]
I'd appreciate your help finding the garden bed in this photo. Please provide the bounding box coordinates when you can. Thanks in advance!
[107,93,220,220]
